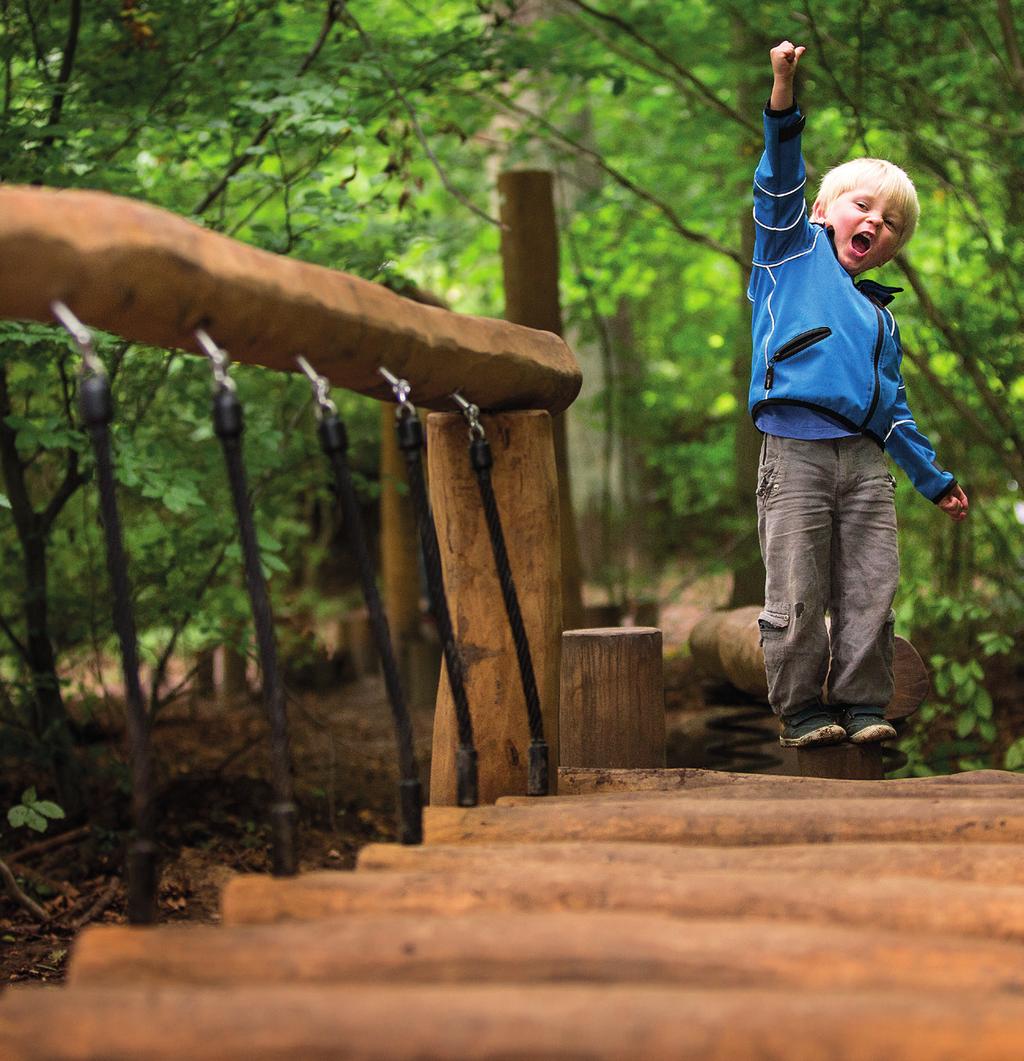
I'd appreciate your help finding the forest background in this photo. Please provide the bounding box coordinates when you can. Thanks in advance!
[1,0,1023,832]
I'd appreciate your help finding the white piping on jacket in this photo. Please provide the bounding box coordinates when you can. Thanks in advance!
[753,200,807,231]
[885,418,915,442]
[754,176,807,198]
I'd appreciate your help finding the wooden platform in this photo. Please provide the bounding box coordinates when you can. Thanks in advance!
[4,767,1024,1059]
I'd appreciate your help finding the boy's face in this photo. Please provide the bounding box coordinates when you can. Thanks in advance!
[812,187,904,276]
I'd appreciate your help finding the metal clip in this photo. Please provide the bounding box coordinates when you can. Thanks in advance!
[194,328,236,393]
[51,301,105,378]
[296,356,337,420]
[451,390,485,440]
[378,366,415,419]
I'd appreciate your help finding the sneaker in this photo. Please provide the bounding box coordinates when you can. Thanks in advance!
[840,706,897,745]
[779,704,847,748]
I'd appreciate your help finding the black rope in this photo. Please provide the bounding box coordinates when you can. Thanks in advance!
[210,378,297,876]
[315,406,423,843]
[467,431,549,796]
[394,406,478,807]
[79,371,158,923]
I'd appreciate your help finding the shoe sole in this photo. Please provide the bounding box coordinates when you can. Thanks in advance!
[779,724,847,748]
[847,723,897,744]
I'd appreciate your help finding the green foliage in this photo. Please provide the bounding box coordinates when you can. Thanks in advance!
[7,787,65,834]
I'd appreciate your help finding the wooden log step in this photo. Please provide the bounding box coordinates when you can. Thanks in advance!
[357,840,1024,886]
[220,865,1024,943]
[67,913,1024,994]
[557,766,1024,794]
[500,782,1024,805]
[424,796,1024,847]
[4,985,1024,1059]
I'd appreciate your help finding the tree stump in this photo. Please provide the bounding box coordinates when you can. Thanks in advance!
[560,628,665,770]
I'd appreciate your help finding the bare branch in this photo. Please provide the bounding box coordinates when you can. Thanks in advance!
[996,0,1024,94]
[562,0,759,137]
[41,0,81,148]
[479,87,744,265]
[192,0,341,216]
[0,609,29,663]
[341,8,503,227]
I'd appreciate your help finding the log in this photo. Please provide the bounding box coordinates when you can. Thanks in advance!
[556,766,1024,794]
[68,913,1024,994]
[4,985,1024,1060]
[0,185,581,413]
[497,782,1024,805]
[427,411,561,804]
[689,606,930,720]
[422,796,1024,847]
[357,839,1024,886]
[220,864,1024,943]
[559,628,666,770]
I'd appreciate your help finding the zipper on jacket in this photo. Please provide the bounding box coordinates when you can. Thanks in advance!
[764,327,832,390]
[857,305,885,430]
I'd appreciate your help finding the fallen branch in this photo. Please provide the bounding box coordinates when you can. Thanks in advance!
[8,823,90,864]
[0,856,49,922]
[72,877,121,930]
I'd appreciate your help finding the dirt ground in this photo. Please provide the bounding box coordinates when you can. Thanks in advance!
[0,675,436,988]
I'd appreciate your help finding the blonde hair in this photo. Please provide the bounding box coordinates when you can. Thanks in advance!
[815,158,920,249]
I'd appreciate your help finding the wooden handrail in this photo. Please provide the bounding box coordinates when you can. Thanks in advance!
[0,185,581,413]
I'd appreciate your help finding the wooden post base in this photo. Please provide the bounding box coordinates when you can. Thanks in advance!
[780,743,885,780]
[560,627,665,769]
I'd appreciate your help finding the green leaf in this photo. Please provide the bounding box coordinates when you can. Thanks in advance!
[1005,739,1024,771]
[0,493,10,509]
[26,808,48,832]
[955,711,976,738]
[21,786,37,804]
[7,805,30,828]
[34,801,65,820]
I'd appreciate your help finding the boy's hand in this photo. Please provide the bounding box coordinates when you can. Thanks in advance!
[938,484,969,521]
[769,41,805,111]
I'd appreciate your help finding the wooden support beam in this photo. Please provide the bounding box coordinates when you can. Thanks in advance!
[4,985,1024,1060]
[426,411,561,804]
[0,185,581,413]
[68,914,1024,993]
[421,796,1024,846]
[559,628,666,770]
[357,839,1024,886]
[220,863,1024,943]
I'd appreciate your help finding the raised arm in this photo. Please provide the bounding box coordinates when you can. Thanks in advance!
[769,40,805,111]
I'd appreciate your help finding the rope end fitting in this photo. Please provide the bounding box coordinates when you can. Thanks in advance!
[527,740,550,797]
[269,801,299,877]
[456,746,479,807]
[398,778,424,845]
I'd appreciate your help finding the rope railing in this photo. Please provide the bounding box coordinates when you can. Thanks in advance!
[1,182,576,914]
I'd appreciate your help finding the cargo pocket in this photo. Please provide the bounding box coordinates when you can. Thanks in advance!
[757,605,790,647]
[755,460,782,507]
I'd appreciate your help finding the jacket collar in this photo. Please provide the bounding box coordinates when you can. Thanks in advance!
[816,222,903,305]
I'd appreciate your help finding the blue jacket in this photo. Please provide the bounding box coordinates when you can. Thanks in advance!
[748,103,956,503]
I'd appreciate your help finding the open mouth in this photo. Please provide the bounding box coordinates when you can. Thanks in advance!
[851,232,872,254]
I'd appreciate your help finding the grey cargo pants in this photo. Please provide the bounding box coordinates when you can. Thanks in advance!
[756,433,899,718]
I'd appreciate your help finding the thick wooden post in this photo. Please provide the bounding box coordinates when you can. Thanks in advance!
[499,170,584,630]
[427,411,561,804]
[559,628,666,769]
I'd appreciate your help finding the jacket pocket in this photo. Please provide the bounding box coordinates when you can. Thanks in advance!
[765,327,832,390]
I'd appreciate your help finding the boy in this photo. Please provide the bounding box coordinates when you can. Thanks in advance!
[750,41,969,748]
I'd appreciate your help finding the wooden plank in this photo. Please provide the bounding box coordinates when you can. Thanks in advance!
[497,782,1024,805]
[0,185,581,413]
[357,840,1024,886]
[69,914,1024,993]
[5,985,1024,1060]
[423,796,1024,847]
[556,766,1024,794]
[219,865,1024,943]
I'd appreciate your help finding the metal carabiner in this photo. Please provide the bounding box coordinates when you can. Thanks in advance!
[51,301,106,379]
[194,328,237,393]
[296,355,337,420]
[379,365,416,419]
[450,390,486,441]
